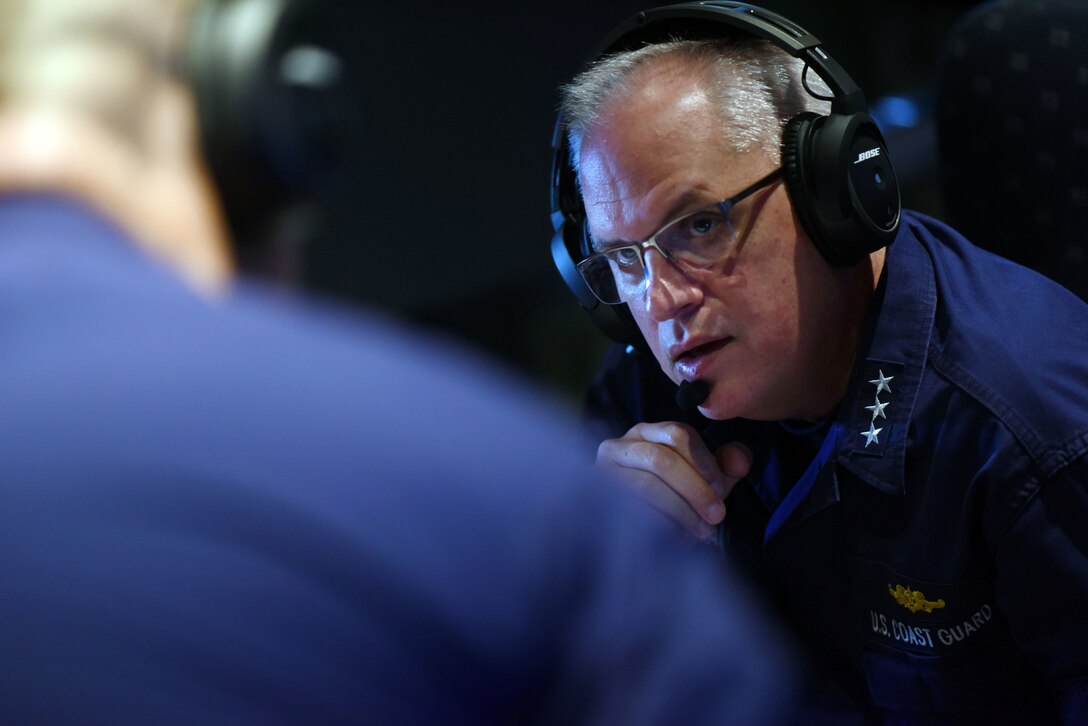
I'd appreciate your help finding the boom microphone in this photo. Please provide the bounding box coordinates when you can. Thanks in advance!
[675,379,710,411]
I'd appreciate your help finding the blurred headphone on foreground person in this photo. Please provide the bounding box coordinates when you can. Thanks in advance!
[549,2,1088,722]
[0,1,802,723]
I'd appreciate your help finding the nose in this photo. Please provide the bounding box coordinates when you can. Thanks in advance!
[642,248,703,321]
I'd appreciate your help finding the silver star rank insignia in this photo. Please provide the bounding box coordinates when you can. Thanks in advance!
[860,369,895,448]
[868,370,894,395]
[865,399,890,420]
[861,421,884,446]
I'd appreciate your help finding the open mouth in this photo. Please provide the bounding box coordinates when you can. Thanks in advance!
[676,337,730,362]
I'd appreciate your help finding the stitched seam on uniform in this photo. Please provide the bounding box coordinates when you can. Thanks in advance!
[928,345,1046,468]
[1035,429,1088,478]
[986,435,1088,552]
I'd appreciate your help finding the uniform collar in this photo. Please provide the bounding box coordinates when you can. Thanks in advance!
[831,217,937,495]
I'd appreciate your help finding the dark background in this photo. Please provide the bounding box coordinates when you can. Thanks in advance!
[300,0,984,409]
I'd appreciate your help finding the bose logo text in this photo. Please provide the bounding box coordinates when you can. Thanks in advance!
[854,148,881,164]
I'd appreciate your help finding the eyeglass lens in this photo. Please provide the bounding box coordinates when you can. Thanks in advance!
[578,203,735,304]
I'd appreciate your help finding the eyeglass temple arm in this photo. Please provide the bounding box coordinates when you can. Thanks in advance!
[720,167,784,213]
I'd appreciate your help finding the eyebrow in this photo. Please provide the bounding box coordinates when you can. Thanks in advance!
[589,191,703,252]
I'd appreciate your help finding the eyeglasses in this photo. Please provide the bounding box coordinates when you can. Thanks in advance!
[576,167,784,305]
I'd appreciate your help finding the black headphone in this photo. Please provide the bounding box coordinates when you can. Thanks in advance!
[550,1,901,344]
[185,0,361,254]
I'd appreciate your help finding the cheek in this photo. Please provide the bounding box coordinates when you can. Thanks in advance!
[745,279,803,362]
[623,310,678,383]
[732,232,806,353]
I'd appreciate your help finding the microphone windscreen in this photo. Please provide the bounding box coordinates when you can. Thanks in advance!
[675,379,710,411]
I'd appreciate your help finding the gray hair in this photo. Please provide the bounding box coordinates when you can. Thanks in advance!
[559,38,832,173]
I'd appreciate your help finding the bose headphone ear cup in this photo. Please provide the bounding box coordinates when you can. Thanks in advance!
[782,111,901,266]
[549,213,643,346]
[838,114,901,252]
[781,112,843,263]
[549,109,642,346]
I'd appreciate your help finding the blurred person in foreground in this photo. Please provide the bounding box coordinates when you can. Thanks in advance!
[552,2,1088,722]
[0,1,798,723]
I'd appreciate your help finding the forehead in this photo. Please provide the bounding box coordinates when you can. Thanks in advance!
[576,68,740,239]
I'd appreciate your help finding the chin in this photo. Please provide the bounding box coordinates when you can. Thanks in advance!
[696,395,739,422]
[697,383,770,422]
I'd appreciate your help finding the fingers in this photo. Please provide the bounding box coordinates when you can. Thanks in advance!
[604,465,721,540]
[630,421,731,500]
[714,441,752,499]
[595,421,729,540]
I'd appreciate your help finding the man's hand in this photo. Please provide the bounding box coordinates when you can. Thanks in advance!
[595,421,751,540]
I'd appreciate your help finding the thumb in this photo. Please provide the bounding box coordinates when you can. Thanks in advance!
[714,441,752,498]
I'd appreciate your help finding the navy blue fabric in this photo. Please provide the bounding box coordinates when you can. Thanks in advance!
[0,195,798,725]
[587,210,1088,723]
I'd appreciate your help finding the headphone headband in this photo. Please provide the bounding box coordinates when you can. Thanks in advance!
[594,2,865,114]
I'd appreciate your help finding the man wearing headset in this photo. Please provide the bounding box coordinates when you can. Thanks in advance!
[0,1,801,722]
[555,2,1088,722]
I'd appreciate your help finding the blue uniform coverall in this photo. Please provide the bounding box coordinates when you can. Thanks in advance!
[0,195,797,726]
[586,210,1088,723]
